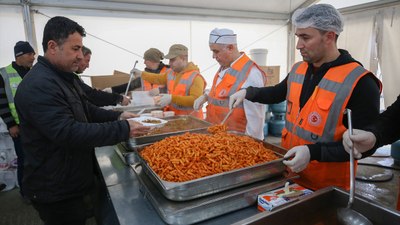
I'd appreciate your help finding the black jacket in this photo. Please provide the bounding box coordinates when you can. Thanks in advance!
[15,56,130,203]
[246,49,381,162]
[367,95,400,147]
[76,75,123,106]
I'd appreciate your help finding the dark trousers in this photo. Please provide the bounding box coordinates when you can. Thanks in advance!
[32,196,88,225]
[13,136,24,196]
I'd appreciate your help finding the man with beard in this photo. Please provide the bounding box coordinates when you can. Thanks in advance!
[229,4,382,191]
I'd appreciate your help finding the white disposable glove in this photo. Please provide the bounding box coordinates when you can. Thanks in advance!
[342,129,376,159]
[229,89,246,109]
[148,87,160,96]
[155,94,172,107]
[103,87,112,93]
[283,145,311,173]
[193,94,207,110]
[131,68,142,78]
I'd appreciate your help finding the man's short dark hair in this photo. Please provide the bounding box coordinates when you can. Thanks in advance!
[82,46,92,56]
[42,16,86,52]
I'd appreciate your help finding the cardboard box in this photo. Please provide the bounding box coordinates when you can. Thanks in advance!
[260,66,280,87]
[90,70,130,90]
[257,183,313,212]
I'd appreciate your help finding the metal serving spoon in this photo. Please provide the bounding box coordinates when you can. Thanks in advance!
[337,109,373,225]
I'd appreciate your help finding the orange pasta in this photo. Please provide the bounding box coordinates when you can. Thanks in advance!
[207,124,227,134]
[140,132,279,182]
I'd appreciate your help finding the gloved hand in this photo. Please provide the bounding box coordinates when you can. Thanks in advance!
[342,129,376,159]
[229,89,246,109]
[131,68,142,78]
[120,95,131,106]
[148,87,160,96]
[103,87,112,93]
[155,94,172,107]
[283,145,311,173]
[193,94,207,110]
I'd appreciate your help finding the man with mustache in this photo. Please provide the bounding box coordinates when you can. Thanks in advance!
[193,28,267,140]
[14,16,149,225]
[229,4,382,191]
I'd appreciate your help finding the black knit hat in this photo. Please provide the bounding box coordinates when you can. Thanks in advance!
[14,41,35,58]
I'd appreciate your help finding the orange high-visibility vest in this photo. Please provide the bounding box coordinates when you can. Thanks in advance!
[167,69,206,119]
[141,66,170,91]
[282,61,382,190]
[206,53,266,132]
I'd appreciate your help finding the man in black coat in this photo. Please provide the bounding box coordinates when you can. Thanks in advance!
[75,46,131,106]
[14,16,149,225]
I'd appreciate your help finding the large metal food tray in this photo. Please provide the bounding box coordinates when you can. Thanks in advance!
[131,163,296,225]
[103,104,162,113]
[232,186,400,225]
[128,115,212,147]
[136,140,287,201]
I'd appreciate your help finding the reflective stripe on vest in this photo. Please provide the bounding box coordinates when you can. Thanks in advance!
[141,66,169,91]
[206,53,266,132]
[166,70,205,118]
[282,61,382,190]
[0,64,21,124]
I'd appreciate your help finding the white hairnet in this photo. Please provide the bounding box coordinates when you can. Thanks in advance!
[292,4,344,34]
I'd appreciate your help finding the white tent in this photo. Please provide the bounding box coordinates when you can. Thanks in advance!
[1,0,399,106]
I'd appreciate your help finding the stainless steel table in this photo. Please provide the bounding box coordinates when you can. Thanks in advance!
[95,144,400,225]
[95,145,261,225]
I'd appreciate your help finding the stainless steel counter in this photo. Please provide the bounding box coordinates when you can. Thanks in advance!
[95,145,264,225]
[95,144,400,225]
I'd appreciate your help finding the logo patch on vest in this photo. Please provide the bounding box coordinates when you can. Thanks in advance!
[308,111,322,126]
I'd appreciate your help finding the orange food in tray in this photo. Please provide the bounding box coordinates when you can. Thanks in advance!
[207,124,227,134]
[140,132,279,182]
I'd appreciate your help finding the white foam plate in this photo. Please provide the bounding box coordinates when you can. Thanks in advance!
[128,116,167,128]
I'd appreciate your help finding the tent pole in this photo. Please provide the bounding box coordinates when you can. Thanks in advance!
[21,0,38,53]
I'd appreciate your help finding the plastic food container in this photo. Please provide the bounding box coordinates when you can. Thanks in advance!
[163,111,175,117]
[128,116,167,128]
[151,110,164,118]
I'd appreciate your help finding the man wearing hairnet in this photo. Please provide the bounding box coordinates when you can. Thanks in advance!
[229,4,382,191]
[193,28,267,140]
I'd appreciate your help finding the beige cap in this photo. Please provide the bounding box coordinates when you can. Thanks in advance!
[143,48,164,62]
[164,44,188,59]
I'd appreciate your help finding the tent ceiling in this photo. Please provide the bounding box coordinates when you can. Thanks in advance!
[2,0,397,20]
[2,0,318,20]
[83,0,318,20]
[96,0,312,14]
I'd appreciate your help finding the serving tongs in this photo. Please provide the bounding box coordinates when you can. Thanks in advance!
[221,108,234,125]
[124,60,139,96]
